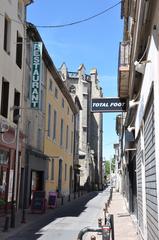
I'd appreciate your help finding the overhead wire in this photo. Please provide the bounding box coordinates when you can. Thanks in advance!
[0,1,121,28]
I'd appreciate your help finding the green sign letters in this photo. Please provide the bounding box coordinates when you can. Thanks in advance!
[31,42,42,109]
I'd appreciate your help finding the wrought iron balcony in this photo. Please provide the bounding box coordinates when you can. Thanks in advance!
[118,41,130,98]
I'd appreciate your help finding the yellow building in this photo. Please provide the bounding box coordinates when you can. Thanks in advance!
[44,63,78,198]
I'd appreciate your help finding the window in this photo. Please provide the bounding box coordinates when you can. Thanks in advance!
[65,164,67,181]
[62,98,64,108]
[50,158,54,180]
[41,61,46,83]
[48,104,51,137]
[71,131,74,153]
[37,128,42,149]
[16,31,23,68]
[26,38,31,67]
[83,127,87,132]
[26,120,31,144]
[26,69,31,99]
[0,150,8,165]
[1,78,9,118]
[66,125,69,150]
[13,89,20,124]
[53,110,57,141]
[55,87,58,99]
[3,15,11,54]
[60,119,64,146]
[69,85,76,94]
[49,79,53,91]
[40,89,43,111]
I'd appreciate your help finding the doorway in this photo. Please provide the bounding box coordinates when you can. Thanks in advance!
[30,170,44,200]
[58,159,62,193]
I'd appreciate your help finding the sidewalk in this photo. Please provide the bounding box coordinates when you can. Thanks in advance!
[108,191,139,240]
[84,190,139,240]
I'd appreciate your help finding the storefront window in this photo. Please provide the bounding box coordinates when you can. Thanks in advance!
[0,151,8,164]
[0,150,8,200]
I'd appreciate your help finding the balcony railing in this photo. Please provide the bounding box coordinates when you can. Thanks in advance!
[118,41,130,68]
[118,41,130,98]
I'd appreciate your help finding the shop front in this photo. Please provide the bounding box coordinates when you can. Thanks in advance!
[0,126,24,214]
[23,147,48,208]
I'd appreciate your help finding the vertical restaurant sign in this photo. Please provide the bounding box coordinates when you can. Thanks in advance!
[31,42,42,109]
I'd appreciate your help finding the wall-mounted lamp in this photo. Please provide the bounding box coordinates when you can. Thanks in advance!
[134,60,151,74]
[0,121,9,133]
[127,126,135,132]
[129,99,139,108]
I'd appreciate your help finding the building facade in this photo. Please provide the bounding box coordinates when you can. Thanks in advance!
[23,24,79,209]
[90,68,103,189]
[44,56,78,198]
[117,0,159,239]
[0,0,32,212]
[59,63,103,190]
[22,24,48,208]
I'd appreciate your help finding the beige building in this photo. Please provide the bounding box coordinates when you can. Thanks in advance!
[0,0,32,212]
[59,63,103,190]
[117,0,159,239]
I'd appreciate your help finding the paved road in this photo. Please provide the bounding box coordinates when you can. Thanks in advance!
[6,188,110,240]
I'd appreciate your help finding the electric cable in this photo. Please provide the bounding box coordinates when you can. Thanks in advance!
[37,1,121,28]
[0,1,121,28]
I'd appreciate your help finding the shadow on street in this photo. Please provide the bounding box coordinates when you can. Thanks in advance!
[6,191,100,240]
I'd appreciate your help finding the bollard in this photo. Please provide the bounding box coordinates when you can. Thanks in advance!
[10,202,16,228]
[74,192,76,199]
[21,208,26,223]
[68,194,71,202]
[103,208,107,225]
[108,197,110,206]
[3,215,9,232]
[110,188,113,202]
[98,217,102,227]
[105,203,108,212]
[61,196,64,205]
[91,235,96,240]
[78,191,80,198]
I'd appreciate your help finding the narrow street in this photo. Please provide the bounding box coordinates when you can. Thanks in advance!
[6,189,111,240]
[1,1,159,239]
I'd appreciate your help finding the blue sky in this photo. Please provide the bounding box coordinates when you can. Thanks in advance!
[27,0,123,160]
